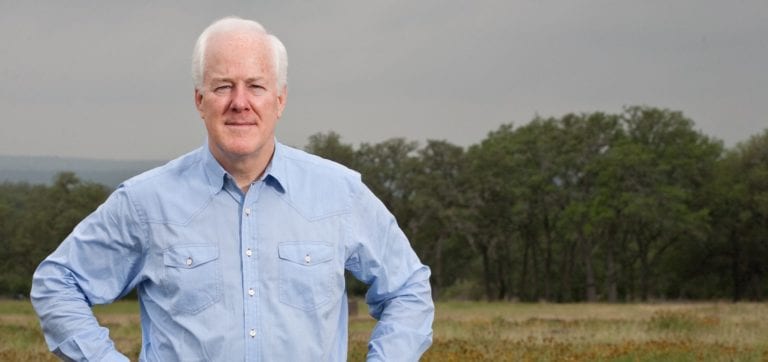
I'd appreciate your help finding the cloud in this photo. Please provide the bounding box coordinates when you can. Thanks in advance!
[1,1,766,159]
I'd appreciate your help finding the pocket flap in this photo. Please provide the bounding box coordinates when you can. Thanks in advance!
[164,245,219,269]
[278,242,333,266]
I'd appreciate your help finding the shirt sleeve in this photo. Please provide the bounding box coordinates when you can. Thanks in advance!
[30,186,146,361]
[346,184,434,362]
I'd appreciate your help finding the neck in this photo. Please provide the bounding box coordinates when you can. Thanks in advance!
[211,143,275,193]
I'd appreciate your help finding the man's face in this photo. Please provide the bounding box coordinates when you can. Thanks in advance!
[195,31,286,164]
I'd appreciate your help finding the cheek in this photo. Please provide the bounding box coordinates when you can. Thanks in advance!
[203,101,228,118]
[202,117,216,133]
[256,98,281,115]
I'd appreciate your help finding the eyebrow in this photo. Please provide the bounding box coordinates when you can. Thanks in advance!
[210,77,267,84]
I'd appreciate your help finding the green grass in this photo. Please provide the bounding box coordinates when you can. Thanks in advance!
[0,300,37,315]
[2,300,768,361]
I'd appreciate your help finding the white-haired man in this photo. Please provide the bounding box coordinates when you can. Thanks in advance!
[31,16,434,361]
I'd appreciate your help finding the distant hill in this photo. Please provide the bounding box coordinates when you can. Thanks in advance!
[0,155,165,188]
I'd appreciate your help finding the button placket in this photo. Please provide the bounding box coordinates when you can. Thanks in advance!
[242,198,258,347]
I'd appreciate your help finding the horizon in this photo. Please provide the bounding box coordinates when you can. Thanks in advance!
[1,108,765,161]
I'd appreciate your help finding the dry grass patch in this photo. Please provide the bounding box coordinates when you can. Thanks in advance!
[3,300,768,361]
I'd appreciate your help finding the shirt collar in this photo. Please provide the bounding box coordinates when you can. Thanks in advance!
[201,140,288,195]
[202,145,227,194]
[265,141,288,194]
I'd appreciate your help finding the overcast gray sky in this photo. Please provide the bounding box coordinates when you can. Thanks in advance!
[1,1,766,160]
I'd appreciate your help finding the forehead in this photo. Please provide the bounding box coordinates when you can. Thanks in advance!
[203,31,275,80]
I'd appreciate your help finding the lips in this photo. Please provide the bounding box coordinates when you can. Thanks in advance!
[225,120,257,126]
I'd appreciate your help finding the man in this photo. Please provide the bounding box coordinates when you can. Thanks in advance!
[31,16,434,361]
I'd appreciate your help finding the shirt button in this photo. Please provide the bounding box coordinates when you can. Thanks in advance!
[244,208,251,216]
[248,288,255,297]
[186,257,193,266]
[246,248,252,257]
[249,329,256,338]
[304,254,311,264]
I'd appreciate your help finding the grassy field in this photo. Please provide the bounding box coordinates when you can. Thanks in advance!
[2,300,767,361]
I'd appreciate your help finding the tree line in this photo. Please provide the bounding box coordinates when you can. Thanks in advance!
[1,106,766,302]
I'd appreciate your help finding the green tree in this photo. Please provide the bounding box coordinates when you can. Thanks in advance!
[464,124,523,300]
[0,172,109,296]
[704,130,768,300]
[355,138,420,220]
[304,131,357,168]
[408,140,470,299]
[552,112,623,302]
[607,107,721,300]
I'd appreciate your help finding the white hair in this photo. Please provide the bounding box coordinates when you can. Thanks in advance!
[192,16,288,93]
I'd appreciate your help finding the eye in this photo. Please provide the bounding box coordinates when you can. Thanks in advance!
[214,85,232,91]
[248,84,268,95]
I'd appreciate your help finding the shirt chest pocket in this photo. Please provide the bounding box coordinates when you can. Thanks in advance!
[162,244,222,314]
[277,242,335,310]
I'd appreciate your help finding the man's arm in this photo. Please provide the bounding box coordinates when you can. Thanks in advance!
[346,185,434,361]
[31,187,146,361]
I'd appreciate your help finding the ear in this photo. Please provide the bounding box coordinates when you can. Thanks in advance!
[194,88,205,117]
[276,85,288,118]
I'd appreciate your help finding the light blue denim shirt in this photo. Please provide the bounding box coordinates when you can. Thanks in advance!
[31,142,434,361]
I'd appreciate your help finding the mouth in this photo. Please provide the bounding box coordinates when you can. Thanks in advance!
[225,121,257,127]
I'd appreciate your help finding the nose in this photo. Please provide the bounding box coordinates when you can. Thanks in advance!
[229,86,251,112]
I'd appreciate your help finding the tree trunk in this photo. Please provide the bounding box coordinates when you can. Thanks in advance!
[605,241,618,302]
[497,257,507,300]
[496,237,509,300]
[531,234,540,301]
[433,235,444,300]
[543,215,553,301]
[580,229,597,302]
[479,244,494,301]
[519,236,530,301]
[559,241,576,302]
[730,229,743,302]
[639,246,650,301]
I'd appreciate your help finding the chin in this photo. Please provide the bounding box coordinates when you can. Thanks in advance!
[224,142,267,158]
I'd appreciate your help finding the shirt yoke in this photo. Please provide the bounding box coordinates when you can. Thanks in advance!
[118,148,213,225]
[274,145,363,221]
